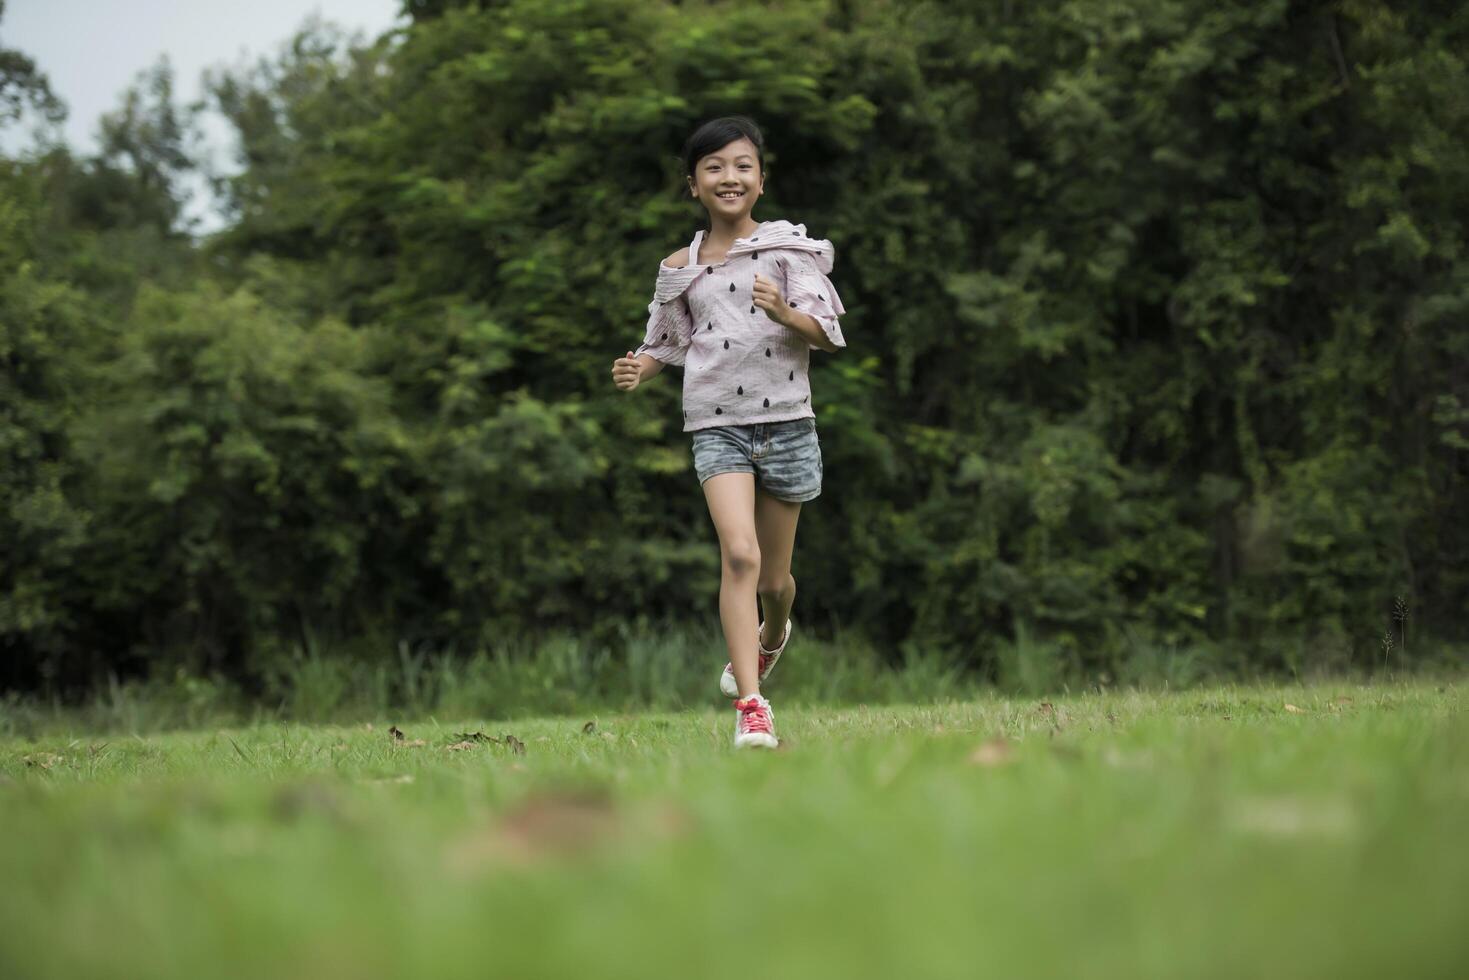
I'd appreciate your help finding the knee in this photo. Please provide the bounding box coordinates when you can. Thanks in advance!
[722,538,761,579]
[758,571,794,599]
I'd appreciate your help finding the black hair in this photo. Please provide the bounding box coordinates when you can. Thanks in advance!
[682,116,766,177]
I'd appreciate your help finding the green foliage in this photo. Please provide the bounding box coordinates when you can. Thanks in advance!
[2,0,1467,695]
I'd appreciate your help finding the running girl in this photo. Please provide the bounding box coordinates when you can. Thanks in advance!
[609,116,847,749]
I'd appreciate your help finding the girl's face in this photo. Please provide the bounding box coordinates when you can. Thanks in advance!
[687,137,765,221]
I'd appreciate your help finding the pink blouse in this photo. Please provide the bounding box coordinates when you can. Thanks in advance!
[636,219,846,432]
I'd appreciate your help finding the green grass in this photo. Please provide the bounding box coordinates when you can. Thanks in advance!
[2,681,1465,979]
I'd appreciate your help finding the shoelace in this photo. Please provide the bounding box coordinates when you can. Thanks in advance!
[734,698,773,734]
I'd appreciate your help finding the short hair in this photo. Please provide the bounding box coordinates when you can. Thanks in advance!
[682,116,766,177]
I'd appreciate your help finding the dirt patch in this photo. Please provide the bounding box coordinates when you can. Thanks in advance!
[446,790,692,872]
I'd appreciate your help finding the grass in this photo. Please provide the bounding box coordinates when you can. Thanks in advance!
[0,622,978,736]
[1,680,1465,979]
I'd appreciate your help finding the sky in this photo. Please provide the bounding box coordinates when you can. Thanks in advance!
[0,0,408,233]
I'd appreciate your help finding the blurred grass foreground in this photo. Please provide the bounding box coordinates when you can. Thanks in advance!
[1,682,1465,979]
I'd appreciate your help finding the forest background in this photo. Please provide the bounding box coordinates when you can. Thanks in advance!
[3,0,1466,712]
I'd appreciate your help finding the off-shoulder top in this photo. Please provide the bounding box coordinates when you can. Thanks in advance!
[635,219,846,432]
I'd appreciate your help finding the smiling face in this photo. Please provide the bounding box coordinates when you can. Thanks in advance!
[687,137,765,220]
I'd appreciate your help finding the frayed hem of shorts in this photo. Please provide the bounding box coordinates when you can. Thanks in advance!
[697,466,755,485]
[763,487,821,503]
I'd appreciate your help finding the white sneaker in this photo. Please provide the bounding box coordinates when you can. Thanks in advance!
[733,694,778,749]
[719,618,792,699]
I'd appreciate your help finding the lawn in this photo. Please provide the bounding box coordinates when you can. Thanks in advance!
[1,681,1465,979]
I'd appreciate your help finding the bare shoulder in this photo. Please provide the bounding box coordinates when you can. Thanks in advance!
[661,247,690,269]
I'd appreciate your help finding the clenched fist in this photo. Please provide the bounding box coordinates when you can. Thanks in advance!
[753,272,793,326]
[611,350,642,391]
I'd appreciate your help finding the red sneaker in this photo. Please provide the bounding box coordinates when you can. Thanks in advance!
[733,695,778,749]
[719,618,792,699]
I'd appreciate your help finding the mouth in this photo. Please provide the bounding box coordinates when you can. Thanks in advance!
[715,190,746,202]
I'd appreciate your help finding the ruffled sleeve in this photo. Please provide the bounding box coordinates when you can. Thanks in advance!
[636,289,693,367]
[782,251,847,351]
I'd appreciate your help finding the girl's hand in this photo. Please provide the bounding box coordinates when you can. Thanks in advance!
[753,273,793,326]
[611,350,641,391]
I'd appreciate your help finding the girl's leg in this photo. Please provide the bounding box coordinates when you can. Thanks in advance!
[754,487,802,648]
[701,472,762,697]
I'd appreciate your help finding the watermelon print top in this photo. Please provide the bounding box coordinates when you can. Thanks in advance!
[635,219,847,432]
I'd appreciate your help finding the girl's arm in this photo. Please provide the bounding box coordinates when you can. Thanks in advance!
[774,309,840,353]
[634,352,666,383]
[775,312,834,354]
[619,250,695,389]
[612,349,666,391]
[754,265,845,353]
[764,252,847,353]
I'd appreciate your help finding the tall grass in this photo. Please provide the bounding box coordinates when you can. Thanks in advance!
[0,621,979,736]
[3,622,1463,738]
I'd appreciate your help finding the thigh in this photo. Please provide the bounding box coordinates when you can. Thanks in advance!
[754,418,822,503]
[754,487,802,585]
[701,471,758,555]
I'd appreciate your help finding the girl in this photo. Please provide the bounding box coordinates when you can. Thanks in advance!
[609,116,847,749]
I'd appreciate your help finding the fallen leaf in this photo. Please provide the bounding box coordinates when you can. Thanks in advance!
[1036,702,1055,716]
[648,801,696,836]
[505,735,526,755]
[1283,703,1307,714]
[448,791,618,869]
[446,741,479,751]
[388,725,405,740]
[445,792,693,874]
[23,752,63,770]
[582,721,596,735]
[967,737,1012,767]
[452,731,492,743]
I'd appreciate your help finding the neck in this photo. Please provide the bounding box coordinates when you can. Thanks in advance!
[705,214,761,243]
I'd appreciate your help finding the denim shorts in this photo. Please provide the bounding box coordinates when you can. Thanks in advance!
[691,417,823,502]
